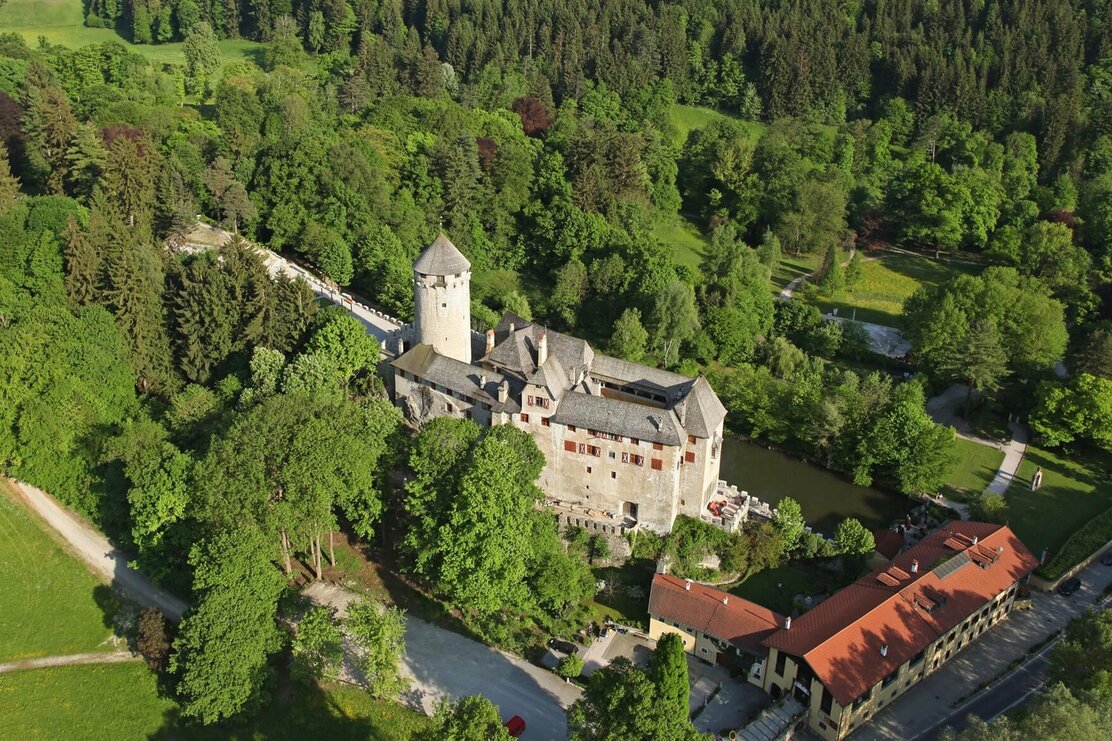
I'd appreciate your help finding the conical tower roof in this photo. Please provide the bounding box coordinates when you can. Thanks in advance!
[413,233,471,275]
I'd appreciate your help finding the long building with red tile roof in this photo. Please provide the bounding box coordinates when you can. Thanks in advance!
[757,521,1037,740]
[648,573,784,664]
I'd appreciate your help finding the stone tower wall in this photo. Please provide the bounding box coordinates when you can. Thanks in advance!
[414,270,472,363]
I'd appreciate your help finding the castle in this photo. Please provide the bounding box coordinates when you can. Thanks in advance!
[387,234,729,534]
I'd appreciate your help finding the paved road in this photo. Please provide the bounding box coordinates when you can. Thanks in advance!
[305,582,580,741]
[0,650,140,674]
[10,480,187,621]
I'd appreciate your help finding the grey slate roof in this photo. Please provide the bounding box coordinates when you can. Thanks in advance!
[486,314,592,385]
[413,234,471,275]
[590,353,691,394]
[528,354,570,399]
[391,344,519,413]
[551,391,684,446]
[674,376,728,438]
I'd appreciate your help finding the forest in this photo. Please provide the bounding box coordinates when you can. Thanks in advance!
[1,0,1112,731]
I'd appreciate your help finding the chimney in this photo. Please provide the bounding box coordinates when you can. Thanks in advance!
[396,336,405,355]
[910,559,919,574]
[479,373,487,388]
[508,321,516,334]
[972,536,979,546]
[498,379,508,403]
[880,644,888,657]
[485,328,495,355]
[722,596,729,605]
[537,331,548,366]
[784,616,791,630]
[684,579,692,591]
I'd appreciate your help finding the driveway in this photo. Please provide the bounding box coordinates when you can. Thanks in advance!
[305,581,580,741]
[853,557,1112,740]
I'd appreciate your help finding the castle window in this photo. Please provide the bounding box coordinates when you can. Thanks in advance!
[611,472,616,479]
[622,452,629,463]
[632,455,644,467]
[609,451,616,460]
[685,451,696,464]
[521,413,529,423]
[565,440,577,453]
[587,467,592,474]
[653,442,663,451]
[528,395,534,405]
[688,435,697,444]
[652,458,663,470]
[578,443,587,455]
[568,424,576,432]
[631,437,639,445]
[541,417,550,427]
[587,445,601,457]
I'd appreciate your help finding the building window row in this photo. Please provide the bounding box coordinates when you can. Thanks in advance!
[526,395,551,409]
[621,452,645,467]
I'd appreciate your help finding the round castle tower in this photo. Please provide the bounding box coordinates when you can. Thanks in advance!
[413,233,471,363]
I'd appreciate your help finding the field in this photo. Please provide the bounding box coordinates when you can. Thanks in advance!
[667,104,766,147]
[652,215,709,271]
[0,0,265,71]
[807,252,980,327]
[0,479,123,662]
[1000,446,1112,566]
[770,251,825,296]
[941,439,1005,502]
[0,662,432,740]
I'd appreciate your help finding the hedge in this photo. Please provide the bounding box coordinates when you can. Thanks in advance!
[1038,505,1112,580]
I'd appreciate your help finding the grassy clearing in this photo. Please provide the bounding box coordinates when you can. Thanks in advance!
[585,563,653,629]
[728,564,813,615]
[808,252,980,327]
[0,662,432,740]
[667,104,766,147]
[941,438,1005,502]
[652,215,709,272]
[1001,446,1112,567]
[770,251,825,296]
[0,0,265,71]
[0,479,122,663]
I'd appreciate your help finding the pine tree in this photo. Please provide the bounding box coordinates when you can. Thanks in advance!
[818,243,845,296]
[0,143,20,213]
[64,122,108,201]
[23,86,77,194]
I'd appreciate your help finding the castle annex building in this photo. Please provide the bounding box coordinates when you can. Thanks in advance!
[649,522,1038,740]
[389,235,727,534]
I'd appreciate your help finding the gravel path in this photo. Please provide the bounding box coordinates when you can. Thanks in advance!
[0,651,140,674]
[10,479,187,621]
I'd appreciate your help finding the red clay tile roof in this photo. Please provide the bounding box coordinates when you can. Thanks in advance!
[763,522,1037,706]
[872,528,904,560]
[649,573,784,653]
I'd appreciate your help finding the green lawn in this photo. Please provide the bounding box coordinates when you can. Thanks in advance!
[0,662,432,740]
[771,251,825,296]
[667,104,766,147]
[1001,446,1112,563]
[728,565,813,615]
[808,252,980,327]
[942,438,1005,502]
[0,480,122,662]
[0,0,266,71]
[652,215,709,272]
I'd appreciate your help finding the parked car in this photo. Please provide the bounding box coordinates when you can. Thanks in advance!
[547,638,578,655]
[1058,576,1082,596]
[1100,550,1112,566]
[505,715,526,738]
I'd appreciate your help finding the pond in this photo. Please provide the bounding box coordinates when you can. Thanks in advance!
[718,438,915,536]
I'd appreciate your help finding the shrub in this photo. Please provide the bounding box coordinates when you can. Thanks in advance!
[1039,506,1112,579]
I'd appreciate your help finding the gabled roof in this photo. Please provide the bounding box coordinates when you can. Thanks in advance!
[763,522,1037,706]
[486,314,592,383]
[650,574,784,653]
[674,376,727,438]
[550,391,684,445]
[391,344,519,413]
[528,354,570,398]
[413,234,470,275]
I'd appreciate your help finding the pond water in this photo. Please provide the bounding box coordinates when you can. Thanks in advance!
[718,438,915,535]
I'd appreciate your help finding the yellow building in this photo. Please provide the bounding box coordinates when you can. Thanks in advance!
[757,522,1036,740]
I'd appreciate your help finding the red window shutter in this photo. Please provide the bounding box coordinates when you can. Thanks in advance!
[564,440,576,452]
[622,452,629,463]
[579,443,587,454]
[685,451,696,464]
[688,435,696,444]
[652,458,663,471]
[653,442,663,451]
[521,413,529,423]
[527,395,534,405]
[541,417,550,427]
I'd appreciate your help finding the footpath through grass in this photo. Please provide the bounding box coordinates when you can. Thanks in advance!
[941,438,1005,502]
[0,479,121,662]
[808,252,979,327]
[1001,447,1112,572]
[0,0,265,71]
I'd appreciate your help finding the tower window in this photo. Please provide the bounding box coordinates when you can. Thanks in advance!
[441,303,447,308]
